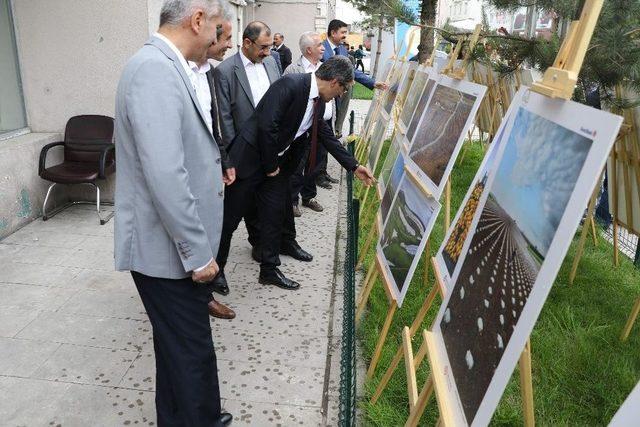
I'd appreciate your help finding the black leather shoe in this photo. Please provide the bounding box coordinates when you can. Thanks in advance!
[316,179,333,190]
[281,242,313,262]
[210,270,229,296]
[324,174,339,184]
[251,246,262,263]
[219,412,233,425]
[259,268,300,290]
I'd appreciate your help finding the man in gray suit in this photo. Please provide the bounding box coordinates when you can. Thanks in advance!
[212,21,312,294]
[114,0,231,424]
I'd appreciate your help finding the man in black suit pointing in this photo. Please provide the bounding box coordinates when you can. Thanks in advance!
[222,55,375,289]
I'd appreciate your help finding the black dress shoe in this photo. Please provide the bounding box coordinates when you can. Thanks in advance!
[316,179,333,190]
[259,268,300,290]
[323,174,339,184]
[281,243,313,262]
[210,270,229,296]
[251,246,262,263]
[218,412,233,425]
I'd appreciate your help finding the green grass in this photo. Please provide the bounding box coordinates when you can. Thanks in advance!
[353,82,374,100]
[355,141,640,426]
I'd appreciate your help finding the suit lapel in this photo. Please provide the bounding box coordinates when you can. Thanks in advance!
[265,58,279,83]
[292,74,312,132]
[148,37,211,138]
[233,53,255,108]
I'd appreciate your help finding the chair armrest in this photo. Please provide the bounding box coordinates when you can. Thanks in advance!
[98,144,115,179]
[38,141,65,176]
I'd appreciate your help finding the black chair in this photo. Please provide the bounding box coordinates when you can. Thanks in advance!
[39,115,115,224]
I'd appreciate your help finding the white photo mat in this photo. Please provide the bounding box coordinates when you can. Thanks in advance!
[429,87,623,427]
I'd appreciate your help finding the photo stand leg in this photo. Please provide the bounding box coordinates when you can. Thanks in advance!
[569,183,600,285]
[356,223,378,269]
[403,328,435,427]
[356,262,379,324]
[519,339,535,427]
[366,297,398,380]
[444,179,452,232]
[620,296,640,341]
[371,265,441,404]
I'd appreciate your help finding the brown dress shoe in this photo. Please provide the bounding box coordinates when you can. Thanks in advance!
[208,299,236,319]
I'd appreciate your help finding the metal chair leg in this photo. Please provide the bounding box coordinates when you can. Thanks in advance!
[42,183,57,221]
[93,183,114,225]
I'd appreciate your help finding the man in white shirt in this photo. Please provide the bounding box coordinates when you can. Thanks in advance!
[284,31,334,215]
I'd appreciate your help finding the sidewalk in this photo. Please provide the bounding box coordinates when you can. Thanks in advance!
[0,155,346,426]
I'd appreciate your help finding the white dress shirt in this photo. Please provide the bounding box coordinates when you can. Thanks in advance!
[300,57,333,121]
[187,61,213,135]
[240,51,270,106]
[294,73,320,140]
[154,33,213,273]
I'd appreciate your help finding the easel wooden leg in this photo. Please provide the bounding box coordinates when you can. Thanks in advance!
[371,280,440,404]
[519,340,535,427]
[589,216,598,246]
[359,185,372,215]
[356,263,378,323]
[422,239,431,287]
[405,375,434,427]
[613,220,620,267]
[620,296,640,341]
[444,179,452,231]
[569,184,599,285]
[356,223,378,269]
[366,300,398,379]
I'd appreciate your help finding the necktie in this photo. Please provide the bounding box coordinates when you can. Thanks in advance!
[334,46,340,56]
[307,98,321,173]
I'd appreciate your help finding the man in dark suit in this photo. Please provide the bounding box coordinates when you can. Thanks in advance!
[224,56,375,289]
[272,33,292,72]
[213,21,312,294]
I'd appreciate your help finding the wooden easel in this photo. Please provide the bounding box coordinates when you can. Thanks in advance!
[401,1,605,425]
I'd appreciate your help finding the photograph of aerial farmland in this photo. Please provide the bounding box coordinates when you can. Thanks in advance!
[400,70,429,127]
[367,117,388,170]
[408,84,477,188]
[383,65,405,114]
[406,78,436,142]
[378,134,402,192]
[379,153,405,223]
[380,174,440,305]
[439,107,593,424]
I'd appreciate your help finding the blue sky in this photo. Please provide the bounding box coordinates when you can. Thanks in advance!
[492,108,592,256]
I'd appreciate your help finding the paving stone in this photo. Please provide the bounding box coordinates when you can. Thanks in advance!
[2,228,87,249]
[0,337,60,377]
[118,351,156,391]
[0,306,42,338]
[32,343,138,387]
[0,282,78,311]
[16,311,151,351]
[59,289,146,320]
[222,399,323,425]
[73,268,135,292]
[0,262,81,287]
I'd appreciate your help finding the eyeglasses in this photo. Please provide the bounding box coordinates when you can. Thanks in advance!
[249,39,271,52]
[338,82,353,94]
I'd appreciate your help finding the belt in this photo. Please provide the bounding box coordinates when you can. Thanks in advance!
[278,131,310,157]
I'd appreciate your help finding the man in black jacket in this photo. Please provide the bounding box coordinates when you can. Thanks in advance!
[222,56,374,289]
[272,33,292,72]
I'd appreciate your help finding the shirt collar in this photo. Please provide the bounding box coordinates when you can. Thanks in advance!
[187,60,211,74]
[154,32,192,77]
[274,43,282,50]
[301,56,318,73]
[240,50,255,67]
[328,39,338,52]
[309,73,319,100]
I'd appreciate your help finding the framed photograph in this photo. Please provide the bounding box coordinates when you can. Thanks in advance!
[609,381,640,426]
[377,168,441,306]
[433,91,521,288]
[398,66,432,134]
[378,132,404,194]
[405,72,438,143]
[395,61,419,114]
[406,75,487,199]
[379,151,405,225]
[429,87,623,427]
[381,61,410,119]
[366,116,390,171]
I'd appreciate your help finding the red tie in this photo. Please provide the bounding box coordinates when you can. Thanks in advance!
[307,97,321,172]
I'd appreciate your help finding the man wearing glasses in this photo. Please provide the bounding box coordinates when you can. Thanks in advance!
[213,21,312,296]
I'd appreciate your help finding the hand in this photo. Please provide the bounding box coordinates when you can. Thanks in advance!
[374,81,389,90]
[267,167,280,177]
[192,258,219,283]
[222,167,236,185]
[354,165,376,186]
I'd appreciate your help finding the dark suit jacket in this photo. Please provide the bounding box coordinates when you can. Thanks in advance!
[213,52,281,145]
[205,69,231,169]
[229,73,358,179]
[273,44,292,72]
[321,40,374,89]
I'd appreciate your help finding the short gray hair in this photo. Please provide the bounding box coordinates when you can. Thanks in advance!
[299,31,319,53]
[160,0,224,26]
[316,56,354,84]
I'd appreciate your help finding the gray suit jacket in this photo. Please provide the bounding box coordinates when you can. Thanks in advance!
[114,36,224,279]
[284,56,336,127]
[213,52,280,144]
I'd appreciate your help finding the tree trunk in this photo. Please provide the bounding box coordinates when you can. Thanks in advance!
[417,0,438,63]
[372,14,384,79]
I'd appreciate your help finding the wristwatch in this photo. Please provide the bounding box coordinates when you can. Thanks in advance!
[351,162,360,172]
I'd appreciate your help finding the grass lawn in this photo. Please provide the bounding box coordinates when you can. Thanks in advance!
[353,82,374,100]
[355,140,640,426]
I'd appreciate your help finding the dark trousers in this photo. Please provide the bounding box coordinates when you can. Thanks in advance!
[131,271,222,427]
[291,120,333,203]
[356,59,365,72]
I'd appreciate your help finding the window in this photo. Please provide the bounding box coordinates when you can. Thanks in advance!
[0,0,27,137]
